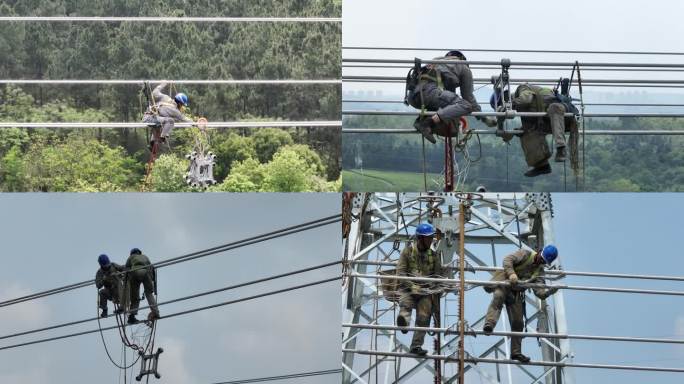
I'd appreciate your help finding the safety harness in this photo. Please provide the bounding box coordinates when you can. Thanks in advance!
[513,251,543,280]
[406,244,438,278]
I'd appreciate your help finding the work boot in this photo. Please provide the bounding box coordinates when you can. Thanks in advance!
[524,163,552,177]
[483,324,493,336]
[410,346,428,356]
[127,315,139,325]
[555,146,567,162]
[511,353,531,363]
[413,117,437,144]
[100,307,108,318]
[396,315,409,334]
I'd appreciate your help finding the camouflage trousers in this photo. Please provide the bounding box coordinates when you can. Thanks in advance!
[408,82,474,123]
[143,113,176,139]
[123,269,159,317]
[484,287,525,355]
[547,103,567,148]
[98,284,122,310]
[398,292,434,349]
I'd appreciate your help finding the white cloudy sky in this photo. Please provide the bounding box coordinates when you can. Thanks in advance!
[343,0,684,98]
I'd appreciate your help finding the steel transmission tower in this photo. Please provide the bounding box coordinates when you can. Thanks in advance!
[342,192,574,384]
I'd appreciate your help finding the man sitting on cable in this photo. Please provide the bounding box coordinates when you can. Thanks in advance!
[142,82,195,148]
[405,50,497,143]
[491,83,579,177]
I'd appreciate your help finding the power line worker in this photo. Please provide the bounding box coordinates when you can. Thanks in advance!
[124,248,160,324]
[95,254,126,318]
[396,223,443,356]
[405,50,497,144]
[482,245,560,363]
[142,82,194,148]
[492,84,578,177]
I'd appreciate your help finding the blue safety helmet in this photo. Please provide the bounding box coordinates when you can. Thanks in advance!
[174,93,189,106]
[130,248,142,256]
[490,92,499,110]
[490,90,510,110]
[415,223,436,237]
[541,245,558,264]
[98,254,111,267]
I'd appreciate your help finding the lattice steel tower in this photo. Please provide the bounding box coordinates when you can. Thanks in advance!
[342,192,574,384]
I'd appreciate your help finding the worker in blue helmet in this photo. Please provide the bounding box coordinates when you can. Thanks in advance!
[142,82,195,148]
[124,248,160,324]
[396,223,444,356]
[482,244,560,363]
[95,254,126,318]
[404,50,497,144]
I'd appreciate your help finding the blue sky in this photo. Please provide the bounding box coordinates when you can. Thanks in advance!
[0,193,341,384]
[552,193,684,383]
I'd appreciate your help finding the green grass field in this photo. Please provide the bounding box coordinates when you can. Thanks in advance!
[343,169,445,191]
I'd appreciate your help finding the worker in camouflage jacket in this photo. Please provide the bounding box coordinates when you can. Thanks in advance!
[396,223,444,356]
[124,248,160,324]
[483,245,560,363]
[95,254,126,318]
[492,84,579,177]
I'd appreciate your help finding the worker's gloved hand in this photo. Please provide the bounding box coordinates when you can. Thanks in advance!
[537,287,558,300]
[483,116,498,127]
[476,116,498,127]
[509,273,519,286]
[411,284,422,295]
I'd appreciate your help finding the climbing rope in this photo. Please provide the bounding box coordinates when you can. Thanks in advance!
[576,61,587,191]
[96,296,141,370]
